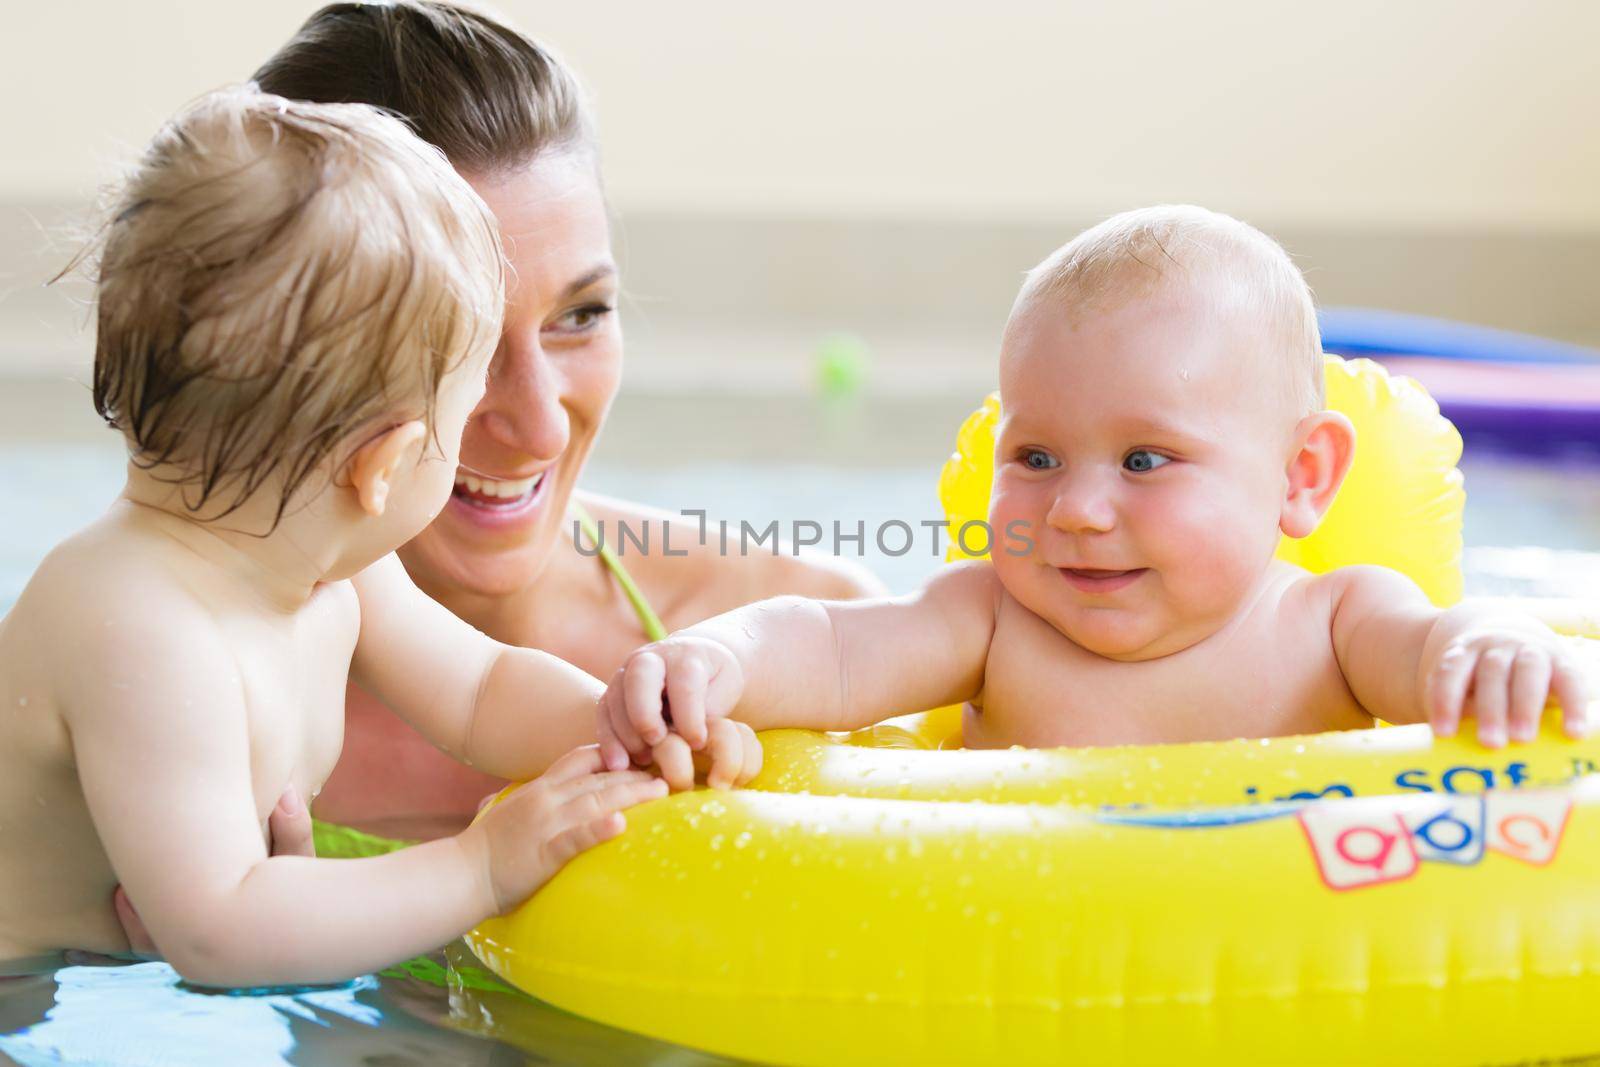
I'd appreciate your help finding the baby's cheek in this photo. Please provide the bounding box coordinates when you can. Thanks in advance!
[984,486,1042,599]
[987,477,1040,536]
[1143,484,1274,600]
[988,496,1048,573]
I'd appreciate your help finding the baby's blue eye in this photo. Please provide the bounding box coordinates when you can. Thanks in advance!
[1020,448,1059,471]
[1123,450,1170,473]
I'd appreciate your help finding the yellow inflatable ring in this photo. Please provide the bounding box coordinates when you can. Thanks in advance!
[465,358,1600,1065]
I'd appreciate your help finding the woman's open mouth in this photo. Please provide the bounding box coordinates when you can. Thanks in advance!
[449,468,550,527]
[1058,567,1148,594]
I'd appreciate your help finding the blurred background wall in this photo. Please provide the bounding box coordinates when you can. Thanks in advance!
[2,0,1597,410]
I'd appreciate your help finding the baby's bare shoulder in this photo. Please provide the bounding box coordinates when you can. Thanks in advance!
[25,520,205,622]
[1303,564,1429,617]
[919,559,1005,613]
[12,522,237,717]
[1270,561,1411,611]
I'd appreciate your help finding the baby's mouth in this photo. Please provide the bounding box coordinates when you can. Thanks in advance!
[1058,567,1148,593]
[452,469,547,510]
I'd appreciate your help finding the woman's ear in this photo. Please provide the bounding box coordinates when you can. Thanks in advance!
[345,421,427,517]
[1280,410,1355,539]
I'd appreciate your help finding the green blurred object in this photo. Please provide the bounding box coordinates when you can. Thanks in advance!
[312,818,410,858]
[814,333,871,398]
[381,952,522,995]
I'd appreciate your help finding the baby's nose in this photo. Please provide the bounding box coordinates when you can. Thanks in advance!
[1045,482,1117,534]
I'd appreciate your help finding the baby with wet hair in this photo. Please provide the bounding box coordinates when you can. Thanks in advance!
[597,205,1591,765]
[0,87,763,984]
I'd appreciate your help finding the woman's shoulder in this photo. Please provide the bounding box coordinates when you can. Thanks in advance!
[573,491,885,621]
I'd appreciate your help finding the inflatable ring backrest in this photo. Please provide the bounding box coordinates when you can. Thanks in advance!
[937,354,1466,606]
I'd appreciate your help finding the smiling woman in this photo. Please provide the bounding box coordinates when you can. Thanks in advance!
[248,0,881,840]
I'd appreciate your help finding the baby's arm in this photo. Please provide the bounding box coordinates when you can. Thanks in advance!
[349,553,599,780]
[67,616,661,987]
[1327,566,1590,746]
[598,561,1001,783]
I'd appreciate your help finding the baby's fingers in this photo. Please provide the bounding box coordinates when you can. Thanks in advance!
[550,767,662,806]
[739,721,764,786]
[652,733,696,793]
[1427,642,1479,738]
[623,651,670,747]
[703,718,747,791]
[664,653,711,750]
[539,813,625,879]
[112,887,160,960]
[597,684,645,772]
[1507,646,1553,743]
[543,744,607,783]
[546,777,670,865]
[1553,655,1593,738]
[1470,646,1515,748]
[267,788,316,859]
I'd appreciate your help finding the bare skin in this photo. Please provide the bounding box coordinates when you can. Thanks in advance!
[598,278,1591,766]
[0,350,695,983]
[315,153,879,840]
[113,791,314,958]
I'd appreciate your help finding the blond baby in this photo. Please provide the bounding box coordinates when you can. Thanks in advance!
[0,89,761,983]
[595,206,1589,763]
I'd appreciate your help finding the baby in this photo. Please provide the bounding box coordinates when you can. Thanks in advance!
[596,205,1590,767]
[0,89,755,984]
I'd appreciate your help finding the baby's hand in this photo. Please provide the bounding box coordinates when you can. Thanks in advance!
[597,637,762,791]
[1425,627,1591,747]
[466,745,667,915]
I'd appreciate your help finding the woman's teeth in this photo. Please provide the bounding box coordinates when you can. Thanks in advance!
[454,470,544,502]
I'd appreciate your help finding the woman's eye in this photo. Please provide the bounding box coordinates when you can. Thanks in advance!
[1020,448,1059,471]
[547,303,615,334]
[1123,450,1170,473]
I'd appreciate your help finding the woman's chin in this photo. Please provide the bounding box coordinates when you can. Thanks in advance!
[402,538,554,602]
[401,498,565,601]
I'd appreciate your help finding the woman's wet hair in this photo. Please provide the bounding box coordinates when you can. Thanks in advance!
[252,0,593,176]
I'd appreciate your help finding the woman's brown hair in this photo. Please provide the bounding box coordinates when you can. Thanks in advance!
[252,1,592,176]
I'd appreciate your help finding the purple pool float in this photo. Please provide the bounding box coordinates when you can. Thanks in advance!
[1318,308,1600,457]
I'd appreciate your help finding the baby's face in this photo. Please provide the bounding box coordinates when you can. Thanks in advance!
[382,342,495,544]
[989,284,1297,660]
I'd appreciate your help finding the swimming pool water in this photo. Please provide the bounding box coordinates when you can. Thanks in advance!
[0,944,737,1066]
[2,441,1598,1065]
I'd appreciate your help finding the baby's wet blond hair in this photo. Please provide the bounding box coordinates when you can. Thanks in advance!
[80,87,505,528]
[1018,205,1323,416]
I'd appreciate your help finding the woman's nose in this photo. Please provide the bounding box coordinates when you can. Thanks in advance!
[1045,474,1117,534]
[479,338,571,461]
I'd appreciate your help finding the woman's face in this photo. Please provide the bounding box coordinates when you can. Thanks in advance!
[399,149,621,600]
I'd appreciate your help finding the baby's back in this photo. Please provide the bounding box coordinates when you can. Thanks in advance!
[0,522,148,959]
[0,506,356,961]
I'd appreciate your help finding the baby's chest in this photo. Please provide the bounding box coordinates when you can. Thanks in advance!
[977,607,1361,747]
[234,588,357,815]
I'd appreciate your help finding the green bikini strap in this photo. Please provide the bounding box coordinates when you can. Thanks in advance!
[570,500,669,642]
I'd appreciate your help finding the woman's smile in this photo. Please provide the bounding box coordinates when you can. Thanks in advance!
[448,466,552,528]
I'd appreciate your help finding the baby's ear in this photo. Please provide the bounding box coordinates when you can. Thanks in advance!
[1280,410,1355,539]
[345,421,428,517]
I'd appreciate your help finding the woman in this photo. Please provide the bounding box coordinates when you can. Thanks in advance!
[252,1,881,843]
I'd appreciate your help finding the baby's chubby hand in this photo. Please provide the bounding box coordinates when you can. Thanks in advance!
[1425,626,1591,747]
[597,636,763,791]
[466,745,668,915]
